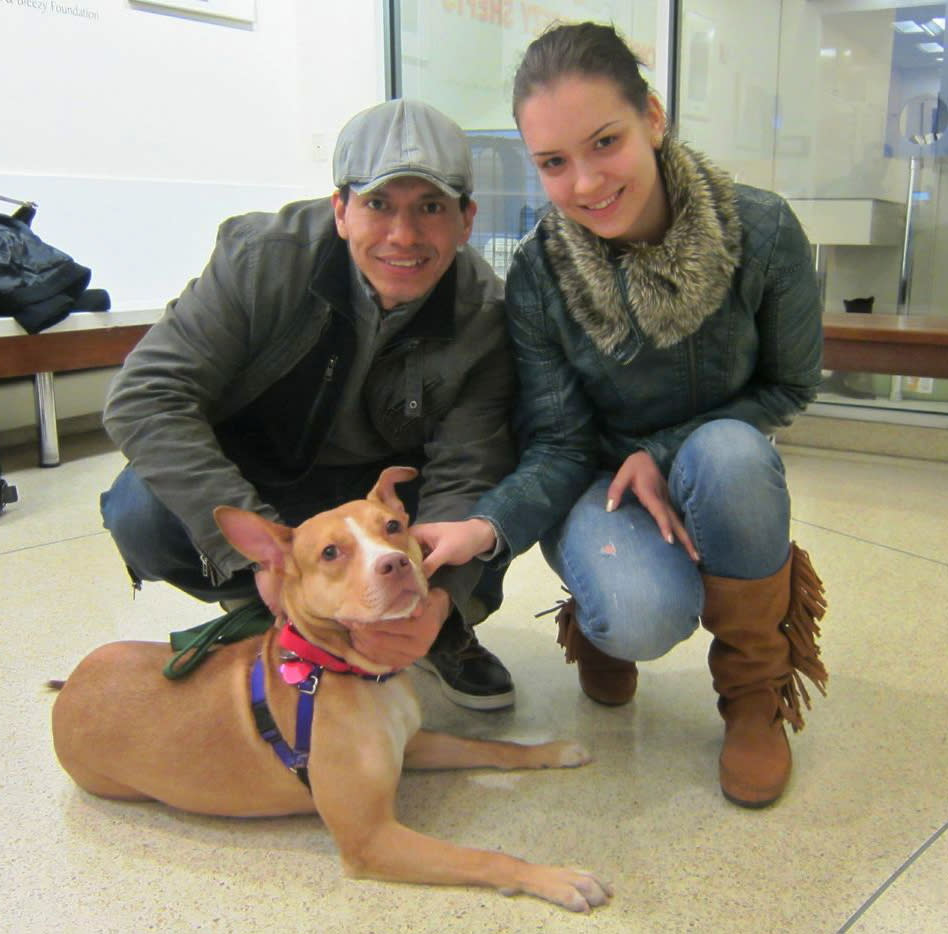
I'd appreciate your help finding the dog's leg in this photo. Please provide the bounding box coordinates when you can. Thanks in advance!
[345,820,610,912]
[59,764,153,802]
[311,750,610,912]
[49,678,152,800]
[403,729,590,771]
[51,642,163,802]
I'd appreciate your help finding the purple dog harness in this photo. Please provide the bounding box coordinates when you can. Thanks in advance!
[250,623,401,789]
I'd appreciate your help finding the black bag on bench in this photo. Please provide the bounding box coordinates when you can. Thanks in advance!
[0,205,110,334]
[0,461,18,515]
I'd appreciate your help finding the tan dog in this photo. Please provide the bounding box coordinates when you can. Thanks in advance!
[51,466,611,912]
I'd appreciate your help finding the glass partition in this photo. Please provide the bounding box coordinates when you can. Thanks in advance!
[677,0,948,422]
[393,1,947,424]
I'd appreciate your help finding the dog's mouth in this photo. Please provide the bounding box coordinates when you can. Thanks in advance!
[381,589,425,620]
[337,591,424,630]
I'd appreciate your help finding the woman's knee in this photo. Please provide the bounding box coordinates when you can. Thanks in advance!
[542,475,703,661]
[674,420,784,491]
[670,420,790,577]
[581,578,700,661]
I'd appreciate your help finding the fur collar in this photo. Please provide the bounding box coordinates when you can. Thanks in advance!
[540,137,742,352]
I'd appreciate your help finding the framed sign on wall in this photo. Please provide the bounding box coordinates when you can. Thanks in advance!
[130,0,255,26]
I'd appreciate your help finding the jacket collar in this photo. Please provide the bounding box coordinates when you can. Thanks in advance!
[307,229,352,312]
[541,136,742,353]
[393,259,457,344]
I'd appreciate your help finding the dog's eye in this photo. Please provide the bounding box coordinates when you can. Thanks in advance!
[321,545,339,561]
[385,519,402,534]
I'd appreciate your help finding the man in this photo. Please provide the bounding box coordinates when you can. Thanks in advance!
[99,99,516,710]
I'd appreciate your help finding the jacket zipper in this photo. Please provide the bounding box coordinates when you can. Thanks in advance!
[289,352,340,466]
[686,337,699,414]
[200,552,223,587]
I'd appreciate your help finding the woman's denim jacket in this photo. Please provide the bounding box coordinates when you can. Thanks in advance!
[476,183,823,561]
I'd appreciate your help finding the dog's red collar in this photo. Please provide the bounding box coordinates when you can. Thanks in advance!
[278,623,401,684]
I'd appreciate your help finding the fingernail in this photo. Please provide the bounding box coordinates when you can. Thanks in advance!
[606,499,615,512]
[666,533,674,545]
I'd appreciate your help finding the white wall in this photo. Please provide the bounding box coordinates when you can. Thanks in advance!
[1,0,385,432]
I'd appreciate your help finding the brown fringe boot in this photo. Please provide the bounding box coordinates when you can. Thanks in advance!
[553,598,638,706]
[700,544,828,807]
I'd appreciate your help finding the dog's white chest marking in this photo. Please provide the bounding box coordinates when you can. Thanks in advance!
[377,676,423,751]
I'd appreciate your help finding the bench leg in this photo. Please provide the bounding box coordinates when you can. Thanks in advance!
[33,372,61,468]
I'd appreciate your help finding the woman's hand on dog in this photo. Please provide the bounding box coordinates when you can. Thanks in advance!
[412,518,498,577]
[349,587,450,668]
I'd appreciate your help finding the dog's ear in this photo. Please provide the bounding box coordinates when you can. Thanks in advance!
[214,506,293,572]
[368,466,418,515]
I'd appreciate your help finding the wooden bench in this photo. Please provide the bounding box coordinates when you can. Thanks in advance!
[822,312,948,379]
[0,309,159,466]
[3,308,945,468]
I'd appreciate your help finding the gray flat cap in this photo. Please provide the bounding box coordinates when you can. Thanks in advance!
[332,99,473,198]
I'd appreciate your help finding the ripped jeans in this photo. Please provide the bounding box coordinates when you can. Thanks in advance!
[539,420,791,662]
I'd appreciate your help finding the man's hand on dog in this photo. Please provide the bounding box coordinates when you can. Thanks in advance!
[348,587,449,669]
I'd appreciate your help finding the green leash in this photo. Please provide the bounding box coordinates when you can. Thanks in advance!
[164,602,275,680]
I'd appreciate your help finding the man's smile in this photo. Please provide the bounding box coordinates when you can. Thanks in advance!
[380,256,429,268]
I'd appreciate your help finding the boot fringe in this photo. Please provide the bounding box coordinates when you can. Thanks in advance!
[785,544,829,693]
[556,599,579,664]
[537,592,578,663]
[778,544,829,731]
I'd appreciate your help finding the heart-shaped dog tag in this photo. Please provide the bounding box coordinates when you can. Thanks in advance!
[280,660,312,685]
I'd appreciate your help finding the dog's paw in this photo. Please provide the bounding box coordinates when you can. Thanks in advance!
[550,740,592,768]
[503,866,613,912]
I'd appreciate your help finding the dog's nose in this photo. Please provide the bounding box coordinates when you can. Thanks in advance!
[375,552,411,577]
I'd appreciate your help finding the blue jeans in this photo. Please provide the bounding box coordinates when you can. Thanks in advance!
[540,420,791,662]
[101,465,273,602]
[101,462,507,611]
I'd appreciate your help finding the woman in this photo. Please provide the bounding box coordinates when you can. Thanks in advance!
[414,21,827,808]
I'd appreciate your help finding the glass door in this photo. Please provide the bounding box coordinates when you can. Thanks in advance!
[796,2,947,412]
[677,0,948,422]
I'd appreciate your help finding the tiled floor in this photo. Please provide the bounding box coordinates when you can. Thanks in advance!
[1,431,946,933]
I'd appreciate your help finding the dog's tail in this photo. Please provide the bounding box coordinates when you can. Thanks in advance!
[46,679,66,692]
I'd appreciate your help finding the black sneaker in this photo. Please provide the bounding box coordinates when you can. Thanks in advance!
[416,636,515,710]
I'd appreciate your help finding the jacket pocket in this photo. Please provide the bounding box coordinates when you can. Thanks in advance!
[382,373,446,444]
